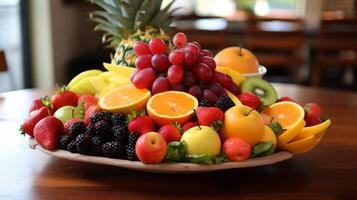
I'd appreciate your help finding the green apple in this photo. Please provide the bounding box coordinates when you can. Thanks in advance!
[54,106,82,124]
[180,126,221,157]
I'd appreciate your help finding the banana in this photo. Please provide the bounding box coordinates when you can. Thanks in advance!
[68,69,102,88]
[216,66,245,87]
[99,71,118,83]
[69,77,96,95]
[103,62,135,78]
[90,76,108,95]
[108,76,131,86]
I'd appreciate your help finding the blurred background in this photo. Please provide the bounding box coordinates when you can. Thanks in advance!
[0,0,356,92]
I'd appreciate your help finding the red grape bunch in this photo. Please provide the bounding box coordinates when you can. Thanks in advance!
[131,32,240,104]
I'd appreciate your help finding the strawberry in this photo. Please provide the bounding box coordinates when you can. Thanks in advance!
[305,112,322,127]
[34,116,64,150]
[182,121,197,132]
[20,107,50,137]
[128,111,155,135]
[279,96,300,104]
[158,123,182,143]
[84,104,102,124]
[64,118,83,134]
[304,103,322,117]
[51,86,78,111]
[78,94,97,110]
[237,93,261,110]
[29,96,52,113]
[196,107,224,132]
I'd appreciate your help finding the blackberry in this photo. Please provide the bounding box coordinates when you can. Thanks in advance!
[58,134,70,149]
[215,96,235,112]
[111,113,127,127]
[90,136,103,155]
[112,124,128,144]
[102,141,124,158]
[75,134,92,154]
[90,111,113,125]
[125,132,139,161]
[69,121,86,138]
[85,124,96,136]
[199,98,211,107]
[67,141,77,153]
[94,120,112,141]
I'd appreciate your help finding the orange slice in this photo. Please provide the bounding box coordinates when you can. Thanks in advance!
[263,101,305,129]
[283,135,317,155]
[98,84,151,114]
[297,119,331,139]
[263,101,306,147]
[146,91,198,126]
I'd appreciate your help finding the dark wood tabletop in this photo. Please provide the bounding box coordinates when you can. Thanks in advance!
[1,84,357,200]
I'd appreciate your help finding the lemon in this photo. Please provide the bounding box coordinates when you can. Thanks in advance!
[68,69,102,88]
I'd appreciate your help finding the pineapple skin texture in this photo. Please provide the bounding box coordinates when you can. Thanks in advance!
[111,28,172,67]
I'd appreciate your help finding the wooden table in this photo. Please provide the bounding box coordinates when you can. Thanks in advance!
[1,84,357,200]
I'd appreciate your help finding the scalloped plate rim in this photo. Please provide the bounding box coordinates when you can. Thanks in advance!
[29,138,293,174]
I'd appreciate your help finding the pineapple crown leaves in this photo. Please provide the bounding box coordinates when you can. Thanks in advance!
[88,0,179,48]
[127,109,146,122]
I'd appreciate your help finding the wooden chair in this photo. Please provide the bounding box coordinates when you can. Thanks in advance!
[175,17,228,55]
[0,50,16,90]
[0,51,7,72]
[313,16,357,87]
[244,16,305,83]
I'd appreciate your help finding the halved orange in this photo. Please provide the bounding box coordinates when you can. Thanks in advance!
[146,91,198,126]
[98,84,151,114]
[263,101,306,147]
[263,101,305,129]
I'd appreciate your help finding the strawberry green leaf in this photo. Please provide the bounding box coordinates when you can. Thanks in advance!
[250,142,274,158]
[321,116,329,122]
[165,141,186,163]
[184,154,213,164]
[214,152,228,163]
[127,109,146,122]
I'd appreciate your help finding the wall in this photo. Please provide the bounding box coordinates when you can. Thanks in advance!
[29,0,54,89]
[49,1,102,85]
[29,0,103,88]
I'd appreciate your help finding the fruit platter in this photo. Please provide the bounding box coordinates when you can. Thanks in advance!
[20,1,331,173]
[22,31,332,173]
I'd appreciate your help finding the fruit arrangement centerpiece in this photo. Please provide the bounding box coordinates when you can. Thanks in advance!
[21,31,332,169]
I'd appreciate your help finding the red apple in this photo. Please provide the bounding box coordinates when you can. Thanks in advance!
[135,132,167,164]
[223,137,251,162]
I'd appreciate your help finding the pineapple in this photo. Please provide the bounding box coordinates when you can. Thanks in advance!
[89,0,177,67]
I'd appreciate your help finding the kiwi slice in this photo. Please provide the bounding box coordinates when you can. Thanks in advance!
[241,77,278,106]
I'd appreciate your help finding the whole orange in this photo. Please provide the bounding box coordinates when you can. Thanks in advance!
[221,105,264,146]
[214,47,259,74]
